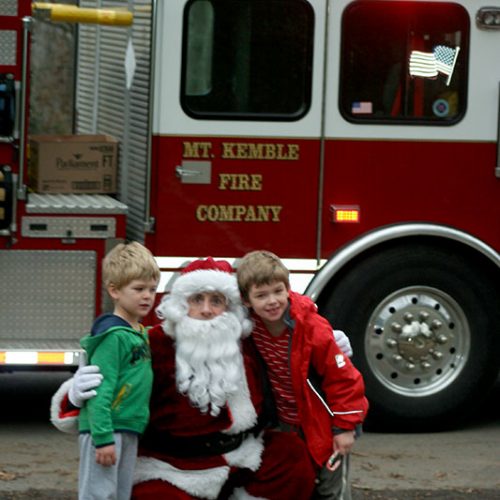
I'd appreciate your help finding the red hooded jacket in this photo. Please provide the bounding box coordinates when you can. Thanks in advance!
[283,292,369,466]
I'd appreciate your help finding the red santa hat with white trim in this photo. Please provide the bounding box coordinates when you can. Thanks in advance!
[156,257,253,336]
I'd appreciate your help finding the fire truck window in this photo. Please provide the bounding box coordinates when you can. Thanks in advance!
[339,1,469,124]
[181,0,314,120]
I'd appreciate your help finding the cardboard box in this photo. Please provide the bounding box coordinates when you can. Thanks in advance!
[28,135,118,194]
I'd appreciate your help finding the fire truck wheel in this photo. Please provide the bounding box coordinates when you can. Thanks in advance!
[320,243,499,431]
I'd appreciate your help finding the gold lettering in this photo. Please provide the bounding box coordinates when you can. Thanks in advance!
[218,205,232,221]
[222,143,236,159]
[288,144,299,160]
[183,141,212,159]
[196,205,207,221]
[234,205,246,221]
[238,175,251,190]
[251,174,263,190]
[218,173,232,190]
[207,205,219,221]
[269,206,282,221]
[221,142,300,160]
[245,206,257,222]
[257,206,269,221]
[236,143,247,159]
[195,205,282,222]
[247,143,264,159]
[264,144,276,159]
[218,173,263,191]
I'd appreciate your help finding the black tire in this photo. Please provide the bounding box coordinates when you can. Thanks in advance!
[321,243,500,431]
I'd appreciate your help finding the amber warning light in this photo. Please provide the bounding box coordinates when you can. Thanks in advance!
[331,205,360,223]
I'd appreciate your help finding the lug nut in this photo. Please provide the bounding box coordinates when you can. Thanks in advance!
[391,322,402,333]
[431,319,443,330]
[419,311,429,321]
[403,312,414,323]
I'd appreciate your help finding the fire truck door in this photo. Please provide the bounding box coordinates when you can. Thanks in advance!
[149,0,324,259]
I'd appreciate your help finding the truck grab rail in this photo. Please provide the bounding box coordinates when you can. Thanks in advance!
[31,3,133,26]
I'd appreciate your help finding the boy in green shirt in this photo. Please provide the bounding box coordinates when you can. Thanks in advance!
[78,241,160,499]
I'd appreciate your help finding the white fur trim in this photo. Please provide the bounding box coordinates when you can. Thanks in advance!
[134,456,230,499]
[50,378,79,434]
[225,351,258,434]
[229,487,267,500]
[224,434,264,472]
[174,270,240,303]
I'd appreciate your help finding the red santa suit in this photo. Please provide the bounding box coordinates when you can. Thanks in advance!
[132,324,314,499]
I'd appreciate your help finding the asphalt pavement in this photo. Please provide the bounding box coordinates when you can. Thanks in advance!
[0,371,498,499]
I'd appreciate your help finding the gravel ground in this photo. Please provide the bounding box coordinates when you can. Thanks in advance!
[0,372,499,500]
[0,488,499,499]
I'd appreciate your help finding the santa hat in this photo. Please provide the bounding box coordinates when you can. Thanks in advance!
[156,257,253,336]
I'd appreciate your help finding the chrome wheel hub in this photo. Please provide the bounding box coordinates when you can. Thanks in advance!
[365,286,470,396]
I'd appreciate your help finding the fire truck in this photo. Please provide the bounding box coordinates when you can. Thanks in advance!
[0,0,498,429]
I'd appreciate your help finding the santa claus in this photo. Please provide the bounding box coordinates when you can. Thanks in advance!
[51,257,317,499]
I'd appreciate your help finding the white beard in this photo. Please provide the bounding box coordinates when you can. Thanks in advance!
[173,312,245,417]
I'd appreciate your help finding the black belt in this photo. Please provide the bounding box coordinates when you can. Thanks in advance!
[141,429,252,458]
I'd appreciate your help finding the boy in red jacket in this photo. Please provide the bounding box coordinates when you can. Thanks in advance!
[237,250,369,500]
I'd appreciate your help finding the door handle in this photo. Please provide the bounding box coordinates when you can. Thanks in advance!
[175,162,211,184]
[175,166,202,178]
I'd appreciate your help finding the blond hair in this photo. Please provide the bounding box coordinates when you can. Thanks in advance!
[102,241,160,289]
[236,250,289,300]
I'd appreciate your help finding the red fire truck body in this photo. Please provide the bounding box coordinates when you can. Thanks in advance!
[0,0,498,429]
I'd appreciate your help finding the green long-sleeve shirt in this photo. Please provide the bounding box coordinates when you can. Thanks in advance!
[79,314,153,447]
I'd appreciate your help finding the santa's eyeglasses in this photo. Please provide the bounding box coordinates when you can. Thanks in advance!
[187,292,228,310]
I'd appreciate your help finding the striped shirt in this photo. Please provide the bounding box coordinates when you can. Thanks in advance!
[252,316,300,424]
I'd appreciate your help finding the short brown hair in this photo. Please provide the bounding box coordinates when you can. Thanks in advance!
[237,250,289,300]
[102,241,160,289]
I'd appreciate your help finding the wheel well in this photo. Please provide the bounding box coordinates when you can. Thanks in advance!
[316,235,499,313]
[315,235,499,430]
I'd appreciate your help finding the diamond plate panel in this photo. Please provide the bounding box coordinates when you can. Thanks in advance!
[0,31,16,66]
[0,1,18,17]
[0,250,96,342]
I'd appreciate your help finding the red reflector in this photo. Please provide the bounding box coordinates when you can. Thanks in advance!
[331,205,360,223]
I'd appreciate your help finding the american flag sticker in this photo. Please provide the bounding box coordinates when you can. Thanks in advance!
[409,50,438,78]
[351,101,373,114]
[409,45,460,86]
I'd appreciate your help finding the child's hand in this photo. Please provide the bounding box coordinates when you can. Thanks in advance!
[333,430,355,455]
[95,444,117,466]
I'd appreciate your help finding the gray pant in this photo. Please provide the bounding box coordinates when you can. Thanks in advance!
[79,432,138,500]
[278,422,351,500]
[313,453,351,500]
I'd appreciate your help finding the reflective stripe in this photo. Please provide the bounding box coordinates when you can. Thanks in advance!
[0,351,77,365]
[306,379,364,416]
[307,378,334,417]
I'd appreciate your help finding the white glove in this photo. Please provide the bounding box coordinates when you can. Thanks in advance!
[334,329,353,358]
[68,365,103,408]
